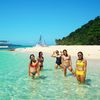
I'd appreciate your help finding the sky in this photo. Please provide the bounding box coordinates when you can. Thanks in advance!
[0,0,100,45]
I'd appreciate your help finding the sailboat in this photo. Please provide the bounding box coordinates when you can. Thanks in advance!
[36,35,48,47]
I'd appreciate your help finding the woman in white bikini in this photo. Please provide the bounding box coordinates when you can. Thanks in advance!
[61,49,75,77]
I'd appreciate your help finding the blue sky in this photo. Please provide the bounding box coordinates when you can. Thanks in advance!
[0,0,100,45]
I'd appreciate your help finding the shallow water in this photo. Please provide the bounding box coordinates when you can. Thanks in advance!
[0,51,100,100]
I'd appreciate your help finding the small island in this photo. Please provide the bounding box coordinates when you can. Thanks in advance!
[56,16,100,45]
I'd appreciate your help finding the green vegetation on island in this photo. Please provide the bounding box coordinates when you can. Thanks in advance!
[56,16,100,45]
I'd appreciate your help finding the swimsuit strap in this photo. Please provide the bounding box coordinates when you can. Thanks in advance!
[38,57,44,62]
[30,62,38,68]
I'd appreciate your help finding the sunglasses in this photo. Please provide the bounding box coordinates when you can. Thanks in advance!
[78,55,82,56]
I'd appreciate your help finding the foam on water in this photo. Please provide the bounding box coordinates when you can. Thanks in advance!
[0,51,100,100]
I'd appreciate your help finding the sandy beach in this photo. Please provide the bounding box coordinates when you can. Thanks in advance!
[15,45,100,59]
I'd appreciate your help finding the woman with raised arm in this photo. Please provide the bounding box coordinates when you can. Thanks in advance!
[52,50,62,69]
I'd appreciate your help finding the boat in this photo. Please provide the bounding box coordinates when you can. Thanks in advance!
[36,35,48,47]
[0,41,9,49]
[0,40,22,50]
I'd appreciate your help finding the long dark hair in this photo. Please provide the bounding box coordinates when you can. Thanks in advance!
[39,51,43,58]
[63,49,68,56]
[30,54,35,64]
[78,51,83,60]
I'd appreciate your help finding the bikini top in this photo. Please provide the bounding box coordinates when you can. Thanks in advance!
[30,61,38,68]
[62,55,70,61]
[76,60,85,67]
[38,57,44,63]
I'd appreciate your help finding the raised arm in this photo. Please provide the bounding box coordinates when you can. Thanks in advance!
[51,51,56,57]
[60,51,63,56]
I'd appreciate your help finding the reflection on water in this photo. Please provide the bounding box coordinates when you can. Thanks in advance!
[0,51,100,100]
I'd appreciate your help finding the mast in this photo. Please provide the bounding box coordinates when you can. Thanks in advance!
[36,35,47,47]
[38,35,42,45]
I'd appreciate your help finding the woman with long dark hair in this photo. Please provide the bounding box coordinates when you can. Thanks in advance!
[62,49,75,77]
[29,54,39,78]
[37,52,44,70]
[76,52,87,83]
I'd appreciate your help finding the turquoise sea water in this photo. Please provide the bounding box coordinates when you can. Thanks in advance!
[0,51,100,100]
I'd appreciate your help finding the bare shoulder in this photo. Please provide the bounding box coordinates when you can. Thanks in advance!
[76,59,78,62]
[83,59,87,63]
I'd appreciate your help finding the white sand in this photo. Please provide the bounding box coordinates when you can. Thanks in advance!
[15,45,100,59]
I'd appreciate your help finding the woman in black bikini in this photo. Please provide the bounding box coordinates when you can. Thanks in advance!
[37,52,44,71]
[52,50,62,69]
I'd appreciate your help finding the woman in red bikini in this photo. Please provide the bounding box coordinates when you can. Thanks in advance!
[29,54,39,78]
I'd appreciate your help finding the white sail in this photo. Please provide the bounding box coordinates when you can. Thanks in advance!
[36,35,48,47]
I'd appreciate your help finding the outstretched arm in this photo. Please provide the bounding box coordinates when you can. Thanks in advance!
[60,51,63,56]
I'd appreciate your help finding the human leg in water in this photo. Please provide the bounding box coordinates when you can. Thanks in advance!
[55,64,58,69]
[68,66,76,76]
[63,66,67,77]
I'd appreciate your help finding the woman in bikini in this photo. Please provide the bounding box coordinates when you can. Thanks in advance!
[61,49,75,77]
[37,52,44,71]
[76,52,87,83]
[29,54,39,78]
